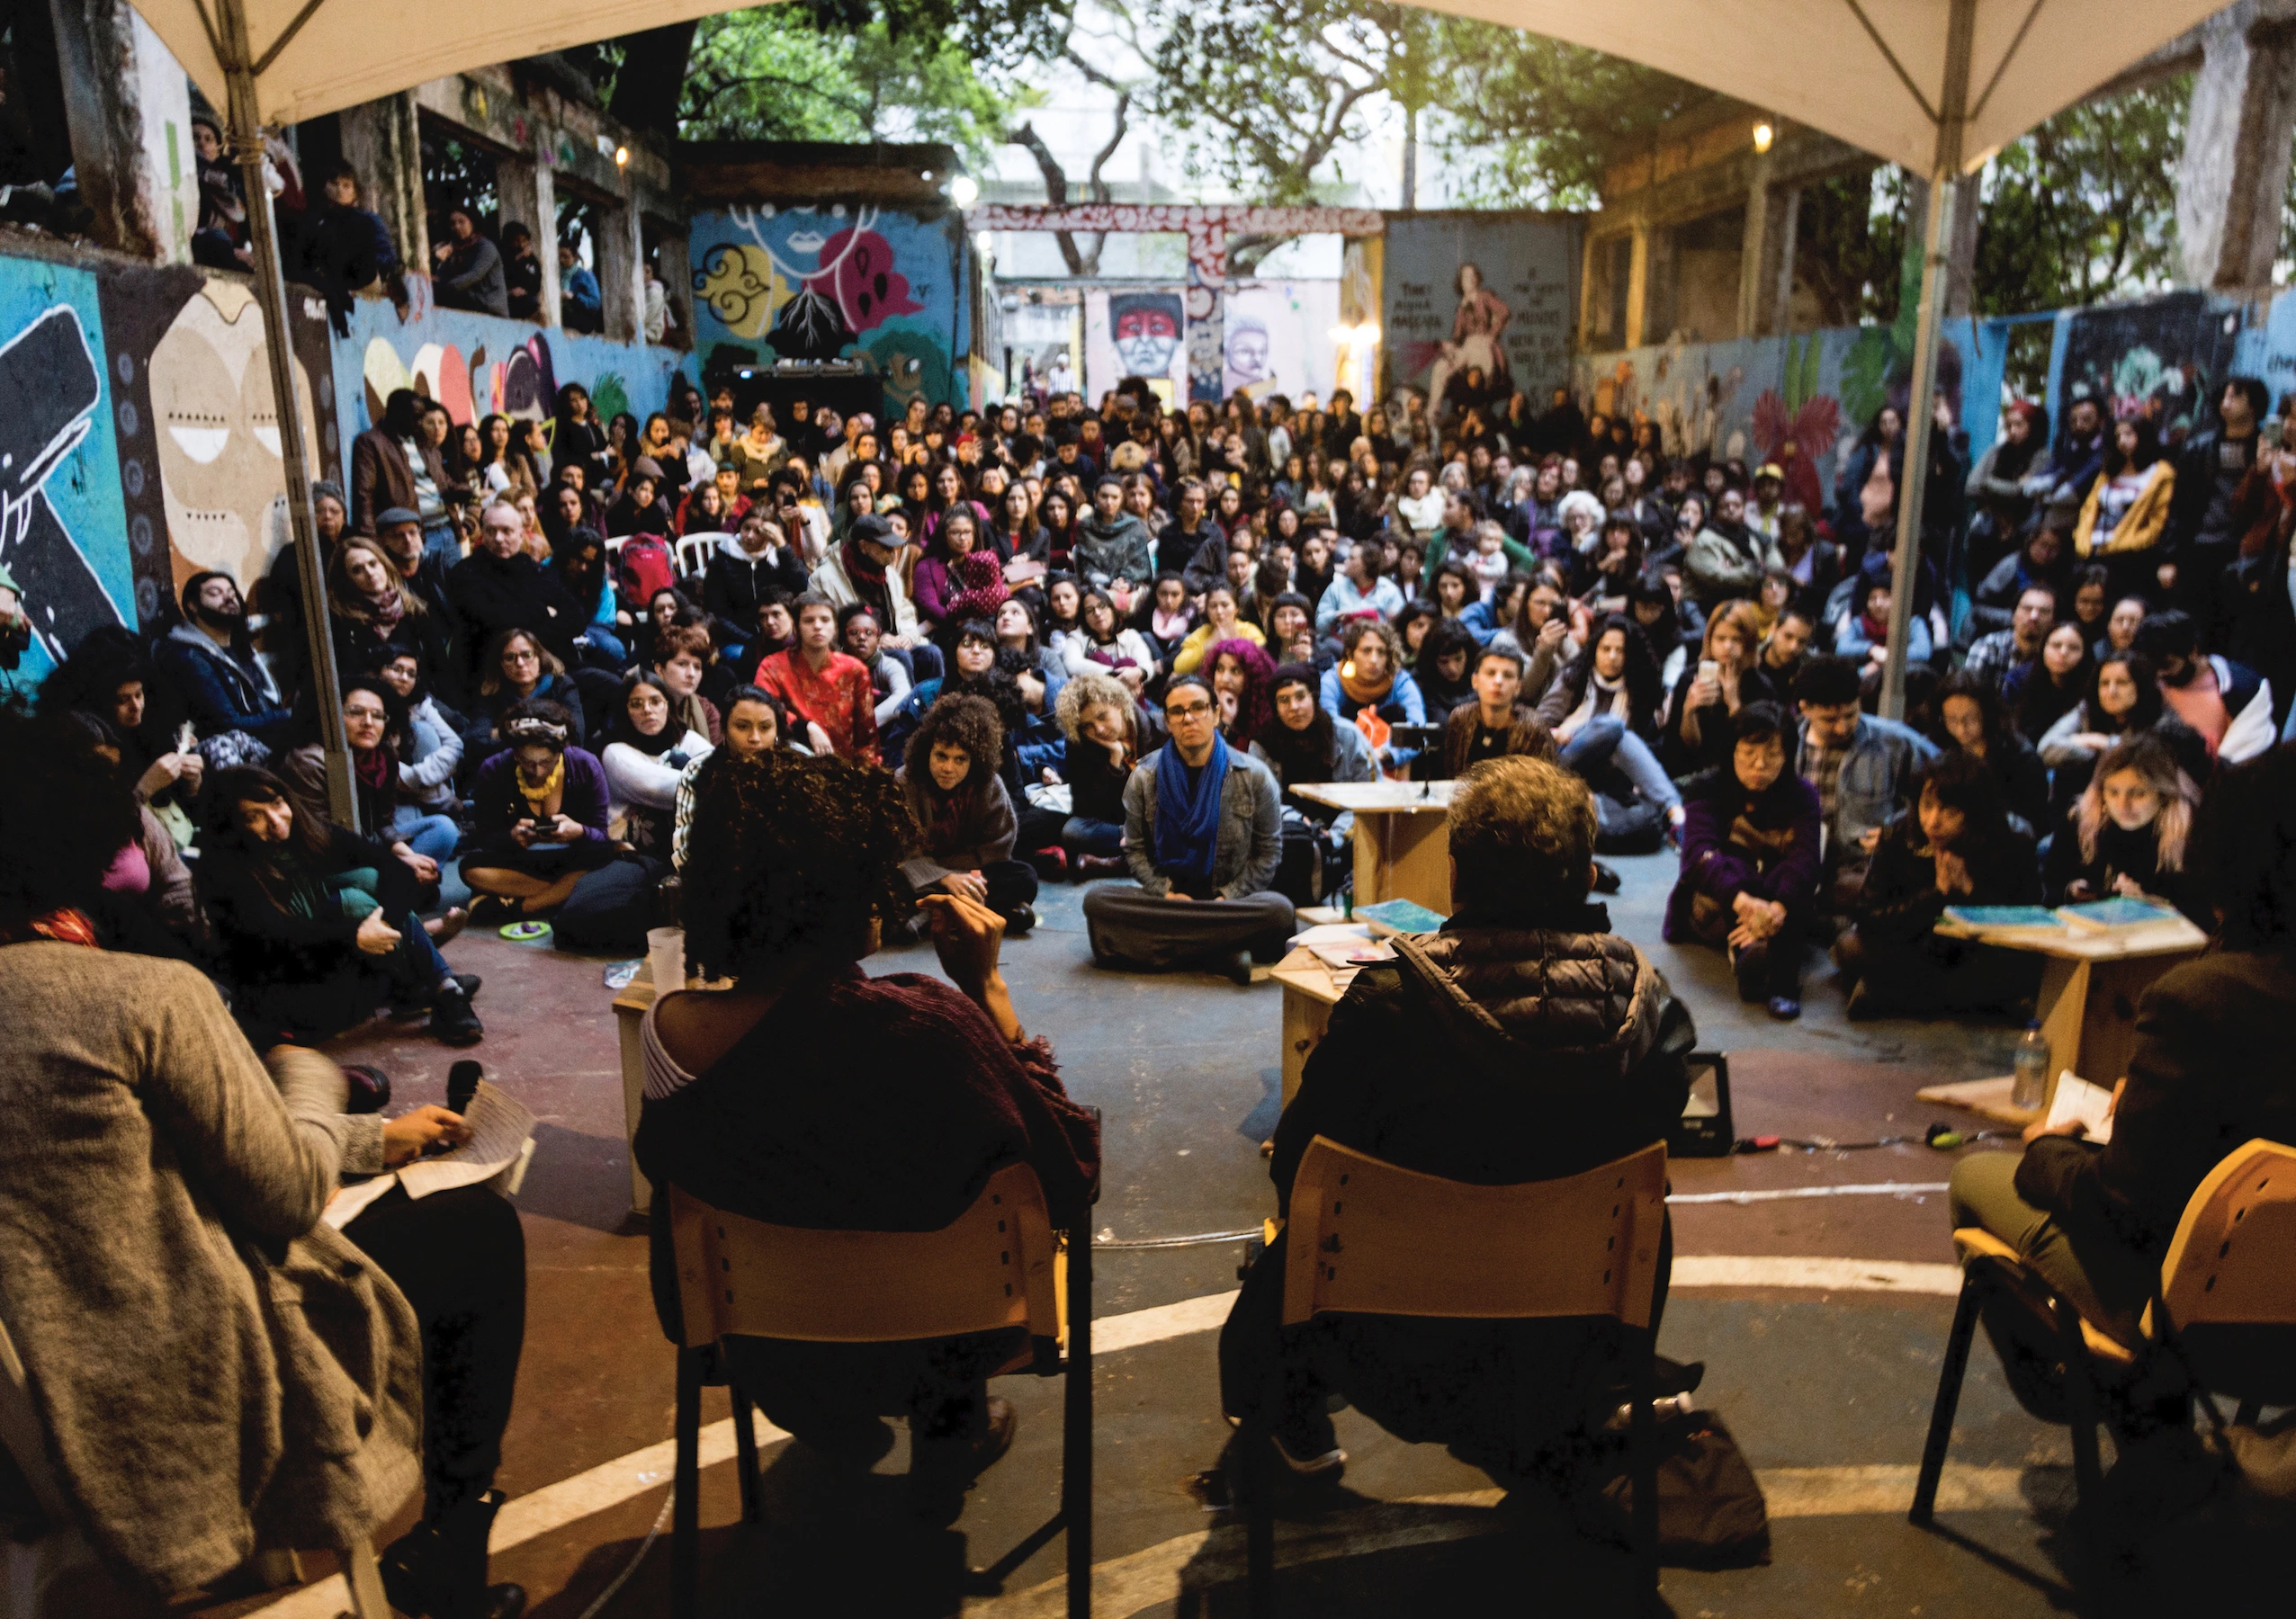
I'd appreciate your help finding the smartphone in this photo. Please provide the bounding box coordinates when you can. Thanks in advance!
[1698,658,1720,684]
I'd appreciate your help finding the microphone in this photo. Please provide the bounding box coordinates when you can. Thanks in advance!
[446,1060,482,1116]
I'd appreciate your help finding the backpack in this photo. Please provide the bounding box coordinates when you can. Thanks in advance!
[1581,1357,1772,1568]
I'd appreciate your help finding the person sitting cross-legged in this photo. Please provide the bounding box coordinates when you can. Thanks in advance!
[1663,702,1822,1020]
[1218,755,1698,1491]
[898,693,1041,936]
[1081,673,1295,984]
[462,700,615,925]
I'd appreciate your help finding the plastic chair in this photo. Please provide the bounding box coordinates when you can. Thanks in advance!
[665,1162,1091,1619]
[1242,1135,1671,1616]
[0,1316,390,1618]
[675,532,729,581]
[1913,1138,2296,1528]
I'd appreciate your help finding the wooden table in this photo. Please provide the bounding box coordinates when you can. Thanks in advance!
[1916,914,2210,1123]
[1268,946,1351,1110]
[611,961,661,1220]
[1291,779,1457,915]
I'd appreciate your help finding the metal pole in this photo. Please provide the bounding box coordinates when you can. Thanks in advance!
[1879,0,1975,722]
[218,0,358,829]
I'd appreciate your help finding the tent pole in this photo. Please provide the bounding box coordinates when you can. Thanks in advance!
[1879,0,1975,722]
[218,0,358,829]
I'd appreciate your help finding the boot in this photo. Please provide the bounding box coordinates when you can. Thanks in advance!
[381,1490,526,1619]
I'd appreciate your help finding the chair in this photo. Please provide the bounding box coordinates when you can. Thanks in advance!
[665,1162,1091,1619]
[675,532,730,581]
[1241,1136,1671,1616]
[1913,1138,2296,1529]
[0,1316,389,1618]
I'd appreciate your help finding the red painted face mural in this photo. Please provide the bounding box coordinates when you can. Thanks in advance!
[820,228,921,335]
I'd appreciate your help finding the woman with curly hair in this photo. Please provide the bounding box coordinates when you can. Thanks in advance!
[899,693,1039,935]
[1206,636,1278,748]
[633,751,1099,1517]
[2043,732,2205,923]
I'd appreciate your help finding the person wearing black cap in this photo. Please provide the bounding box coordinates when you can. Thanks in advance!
[153,571,300,748]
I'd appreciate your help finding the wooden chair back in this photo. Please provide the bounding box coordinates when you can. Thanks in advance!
[2157,1139,2296,1328]
[1279,1137,1668,1329]
[668,1163,1063,1349]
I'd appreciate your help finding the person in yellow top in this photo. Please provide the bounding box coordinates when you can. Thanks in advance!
[1169,582,1267,675]
[2073,416,2175,600]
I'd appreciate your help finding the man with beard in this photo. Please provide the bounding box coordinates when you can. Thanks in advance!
[154,571,300,747]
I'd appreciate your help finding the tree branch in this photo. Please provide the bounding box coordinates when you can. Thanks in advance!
[1005,119,1086,275]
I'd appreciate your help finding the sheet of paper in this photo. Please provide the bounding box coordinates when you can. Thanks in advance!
[2043,1070,2115,1144]
[1307,939,1394,971]
[323,1172,399,1230]
[1290,923,1374,947]
[397,1081,538,1199]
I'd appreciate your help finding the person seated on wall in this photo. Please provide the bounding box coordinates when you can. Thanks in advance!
[0,706,533,1619]
[753,592,882,763]
[461,627,588,775]
[1251,662,1377,908]
[897,694,1040,936]
[2041,732,2208,925]
[604,671,714,866]
[1050,669,1160,880]
[155,570,301,751]
[1795,654,1939,923]
[1664,702,1822,1020]
[462,700,615,926]
[199,765,483,1047]
[632,751,1099,1521]
[1832,751,2043,1022]
[1217,754,1698,1489]
[1945,741,2296,1435]
[1081,674,1294,984]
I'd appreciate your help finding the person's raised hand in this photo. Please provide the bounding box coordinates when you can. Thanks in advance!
[1933,849,1971,897]
[175,750,204,794]
[136,753,185,801]
[922,889,1003,994]
[1537,617,1568,652]
[355,911,402,955]
[381,1105,469,1167]
[1689,671,1720,709]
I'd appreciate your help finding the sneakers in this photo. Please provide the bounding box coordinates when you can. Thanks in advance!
[1592,861,1623,895]
[424,907,470,944]
[429,981,483,1046]
[1004,902,1036,937]
[381,1490,526,1619]
[1767,995,1802,1022]
[1270,1408,1347,1480]
[1217,948,1254,986]
[1073,854,1127,881]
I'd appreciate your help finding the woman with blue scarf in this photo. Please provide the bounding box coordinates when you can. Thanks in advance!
[1081,674,1294,984]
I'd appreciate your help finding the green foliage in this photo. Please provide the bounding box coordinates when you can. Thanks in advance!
[1435,32,1708,210]
[1972,76,2188,315]
[1793,167,1913,329]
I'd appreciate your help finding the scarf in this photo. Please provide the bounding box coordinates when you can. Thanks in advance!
[516,755,566,816]
[615,716,686,757]
[354,744,394,795]
[0,907,98,948]
[1339,659,1395,709]
[839,535,895,628]
[1152,733,1230,882]
[1856,611,1890,646]
[366,585,405,631]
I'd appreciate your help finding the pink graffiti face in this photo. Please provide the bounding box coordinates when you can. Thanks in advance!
[819,228,921,335]
[1116,309,1179,343]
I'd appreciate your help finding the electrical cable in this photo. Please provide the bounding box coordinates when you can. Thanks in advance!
[568,1482,675,1619]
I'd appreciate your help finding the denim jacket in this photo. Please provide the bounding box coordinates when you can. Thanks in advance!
[1119,747,1283,899]
[1797,714,1936,855]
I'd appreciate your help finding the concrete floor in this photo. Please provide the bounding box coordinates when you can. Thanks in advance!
[193,850,2135,1619]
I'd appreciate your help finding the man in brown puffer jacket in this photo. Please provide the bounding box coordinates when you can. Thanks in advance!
[1220,755,1697,1488]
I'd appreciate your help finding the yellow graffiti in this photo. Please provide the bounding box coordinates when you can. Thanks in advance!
[696,243,790,342]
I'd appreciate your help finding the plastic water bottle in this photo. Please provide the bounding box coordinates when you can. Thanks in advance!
[2012,1022,2050,1111]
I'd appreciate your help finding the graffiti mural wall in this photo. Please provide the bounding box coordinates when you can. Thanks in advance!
[1081,282,1339,406]
[688,204,967,413]
[327,297,692,457]
[1084,288,1185,401]
[0,244,343,693]
[1383,213,1581,407]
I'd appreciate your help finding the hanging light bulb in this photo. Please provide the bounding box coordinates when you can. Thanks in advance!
[1752,121,1775,154]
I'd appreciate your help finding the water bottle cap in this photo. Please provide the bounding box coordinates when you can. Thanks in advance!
[2025,1019,2041,1030]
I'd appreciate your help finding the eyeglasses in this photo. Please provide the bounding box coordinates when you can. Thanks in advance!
[1166,701,1214,720]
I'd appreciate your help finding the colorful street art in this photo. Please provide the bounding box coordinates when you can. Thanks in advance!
[0,265,130,693]
[327,295,692,472]
[688,204,963,413]
[1383,213,1581,406]
[2055,291,2239,441]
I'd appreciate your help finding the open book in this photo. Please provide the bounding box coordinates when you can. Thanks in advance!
[2042,1070,2116,1144]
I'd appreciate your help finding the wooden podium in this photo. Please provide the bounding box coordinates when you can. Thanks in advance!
[1290,779,1457,915]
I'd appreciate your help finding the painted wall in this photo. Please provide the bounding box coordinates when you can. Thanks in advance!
[1080,282,1339,406]
[1383,212,1582,406]
[328,296,693,452]
[688,203,968,415]
[0,245,339,695]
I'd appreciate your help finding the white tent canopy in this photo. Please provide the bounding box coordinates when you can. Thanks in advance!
[138,0,776,128]
[1405,0,2225,175]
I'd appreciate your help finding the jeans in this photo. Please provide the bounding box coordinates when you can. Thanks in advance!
[393,809,462,864]
[420,518,462,576]
[578,626,628,666]
[391,908,453,993]
[1560,715,1681,811]
[1061,816,1125,855]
